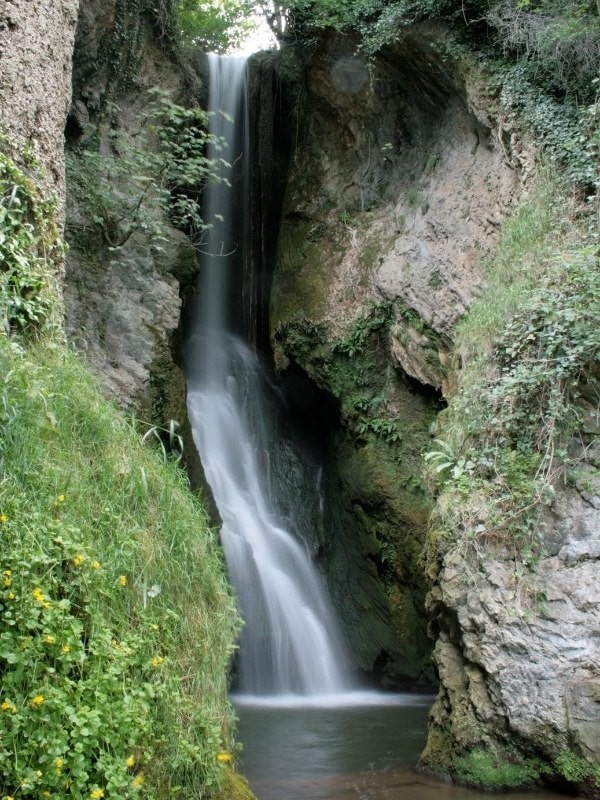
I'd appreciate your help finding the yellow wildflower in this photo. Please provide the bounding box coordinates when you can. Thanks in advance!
[56,495,66,504]
[3,570,12,587]
[91,560,101,570]
[0,514,8,523]
[72,554,85,567]
[150,656,164,668]
[132,773,145,788]
[45,635,56,645]
[43,793,51,798]
[1,700,16,714]
[62,645,71,654]
[150,623,159,631]
[31,694,44,709]
[55,757,64,774]
[4,796,15,800]
[118,575,127,587]
[126,755,135,768]
[90,789,104,799]
[32,587,50,608]
[216,752,233,763]
[7,592,15,600]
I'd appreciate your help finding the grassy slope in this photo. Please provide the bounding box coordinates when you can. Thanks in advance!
[0,142,249,799]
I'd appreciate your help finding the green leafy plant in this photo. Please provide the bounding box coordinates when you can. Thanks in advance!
[454,749,542,789]
[176,0,258,53]
[333,301,392,358]
[66,91,230,252]
[0,137,62,337]
[554,750,592,783]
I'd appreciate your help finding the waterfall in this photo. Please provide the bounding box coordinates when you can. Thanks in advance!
[184,55,353,698]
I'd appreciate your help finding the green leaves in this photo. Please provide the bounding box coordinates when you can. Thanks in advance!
[66,91,229,253]
[0,146,60,338]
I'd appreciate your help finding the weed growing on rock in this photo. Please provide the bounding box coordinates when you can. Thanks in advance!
[425,170,600,560]
[0,135,63,337]
[66,91,229,253]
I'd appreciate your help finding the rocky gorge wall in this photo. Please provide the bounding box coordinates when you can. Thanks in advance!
[0,0,79,215]
[63,0,203,481]
[57,6,600,792]
[270,27,520,685]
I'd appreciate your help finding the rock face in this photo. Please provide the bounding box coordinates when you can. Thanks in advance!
[424,433,600,792]
[64,0,198,425]
[271,28,520,684]
[272,27,517,391]
[0,0,79,213]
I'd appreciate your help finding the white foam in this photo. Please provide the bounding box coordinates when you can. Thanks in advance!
[231,690,434,709]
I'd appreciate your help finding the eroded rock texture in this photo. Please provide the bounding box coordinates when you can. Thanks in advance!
[424,423,600,792]
[0,0,79,213]
[64,0,196,422]
[271,27,521,684]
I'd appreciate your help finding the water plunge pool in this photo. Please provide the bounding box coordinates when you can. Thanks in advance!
[234,694,569,800]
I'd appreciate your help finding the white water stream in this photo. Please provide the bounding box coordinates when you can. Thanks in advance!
[185,54,353,698]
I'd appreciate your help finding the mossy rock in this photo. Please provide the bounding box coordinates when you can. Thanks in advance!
[216,767,256,800]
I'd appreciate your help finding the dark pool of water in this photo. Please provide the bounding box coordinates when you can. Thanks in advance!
[234,693,569,800]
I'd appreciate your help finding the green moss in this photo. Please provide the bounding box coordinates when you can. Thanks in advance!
[554,750,593,784]
[271,219,342,328]
[420,727,454,773]
[216,766,256,800]
[454,750,543,789]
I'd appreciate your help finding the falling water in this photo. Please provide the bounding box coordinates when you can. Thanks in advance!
[185,54,353,697]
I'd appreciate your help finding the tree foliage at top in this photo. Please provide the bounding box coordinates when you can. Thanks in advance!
[175,0,258,52]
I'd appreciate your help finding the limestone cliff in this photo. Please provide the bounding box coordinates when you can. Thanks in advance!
[270,27,520,684]
[63,0,199,448]
[0,0,79,215]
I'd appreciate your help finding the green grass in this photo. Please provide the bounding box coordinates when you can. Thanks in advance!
[425,165,600,564]
[455,171,572,368]
[0,338,241,799]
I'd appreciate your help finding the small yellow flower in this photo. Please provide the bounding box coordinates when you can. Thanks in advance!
[118,575,127,587]
[216,752,233,763]
[1,700,16,714]
[150,623,159,631]
[45,635,56,645]
[31,694,44,708]
[3,569,12,587]
[62,644,71,654]
[54,757,64,773]
[56,495,66,504]
[150,656,164,668]
[32,587,50,608]
[43,792,51,798]
[72,554,85,567]
[126,754,136,768]
[91,560,101,570]
[132,773,145,788]
[0,514,8,523]
[7,592,15,600]
[90,789,104,799]
[4,795,15,800]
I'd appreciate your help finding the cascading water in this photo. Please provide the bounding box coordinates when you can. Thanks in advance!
[184,54,353,698]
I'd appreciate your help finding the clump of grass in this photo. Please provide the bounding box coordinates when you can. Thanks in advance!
[0,337,241,799]
[425,167,599,560]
